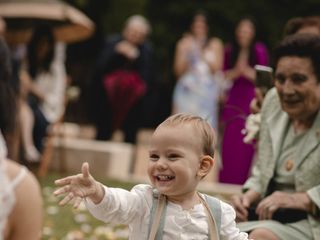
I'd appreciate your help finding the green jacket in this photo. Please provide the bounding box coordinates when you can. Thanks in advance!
[243,88,320,239]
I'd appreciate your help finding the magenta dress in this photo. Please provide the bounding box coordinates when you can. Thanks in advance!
[219,42,269,184]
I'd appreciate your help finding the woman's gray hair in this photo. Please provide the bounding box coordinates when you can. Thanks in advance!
[273,33,320,81]
[125,15,152,35]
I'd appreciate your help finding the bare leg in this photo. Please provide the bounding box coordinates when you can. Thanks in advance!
[20,100,40,162]
[249,228,279,240]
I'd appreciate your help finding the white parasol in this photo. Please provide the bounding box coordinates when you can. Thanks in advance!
[0,0,95,44]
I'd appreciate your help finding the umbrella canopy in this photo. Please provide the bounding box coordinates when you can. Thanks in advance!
[0,0,95,44]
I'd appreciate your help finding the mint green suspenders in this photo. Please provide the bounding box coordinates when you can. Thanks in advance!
[147,190,221,240]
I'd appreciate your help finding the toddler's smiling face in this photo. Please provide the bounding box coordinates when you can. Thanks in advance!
[147,124,203,201]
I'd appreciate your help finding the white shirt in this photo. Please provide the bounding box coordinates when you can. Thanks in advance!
[85,184,248,240]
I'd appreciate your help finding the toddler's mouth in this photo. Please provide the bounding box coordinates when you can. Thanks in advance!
[156,175,175,181]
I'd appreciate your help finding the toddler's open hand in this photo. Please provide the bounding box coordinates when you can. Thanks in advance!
[54,162,104,208]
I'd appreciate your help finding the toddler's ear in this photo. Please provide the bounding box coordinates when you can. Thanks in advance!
[197,155,214,178]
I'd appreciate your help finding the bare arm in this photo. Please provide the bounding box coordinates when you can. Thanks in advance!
[19,70,45,102]
[173,36,192,78]
[6,160,43,240]
[28,83,46,103]
[115,40,140,60]
[241,65,256,83]
[224,49,256,82]
[237,49,256,82]
[205,38,224,73]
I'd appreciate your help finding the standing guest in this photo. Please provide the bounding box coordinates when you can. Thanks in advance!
[172,11,224,129]
[91,15,154,143]
[219,17,269,184]
[0,36,43,240]
[231,34,320,240]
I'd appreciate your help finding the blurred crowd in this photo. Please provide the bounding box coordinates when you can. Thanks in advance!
[1,7,320,240]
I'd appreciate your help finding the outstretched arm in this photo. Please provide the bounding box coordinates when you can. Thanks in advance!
[54,162,105,208]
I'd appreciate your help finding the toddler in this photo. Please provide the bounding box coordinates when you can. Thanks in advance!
[54,113,248,239]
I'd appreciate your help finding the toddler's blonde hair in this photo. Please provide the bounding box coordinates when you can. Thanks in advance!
[158,113,215,157]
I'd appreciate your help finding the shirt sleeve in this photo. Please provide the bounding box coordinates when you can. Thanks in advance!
[84,184,153,225]
[220,201,249,240]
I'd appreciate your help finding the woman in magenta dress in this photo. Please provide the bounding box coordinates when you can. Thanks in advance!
[219,17,269,184]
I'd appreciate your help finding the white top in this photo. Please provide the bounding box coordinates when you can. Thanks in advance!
[85,184,248,240]
[0,132,27,239]
[34,42,67,123]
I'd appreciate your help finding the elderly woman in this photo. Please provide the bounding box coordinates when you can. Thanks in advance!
[91,15,154,144]
[231,33,320,239]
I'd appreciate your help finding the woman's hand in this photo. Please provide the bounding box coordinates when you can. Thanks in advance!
[241,65,256,82]
[115,40,139,60]
[178,34,193,52]
[250,88,264,114]
[54,162,105,208]
[230,190,261,222]
[19,70,45,101]
[224,67,242,81]
[173,34,193,78]
[256,191,312,220]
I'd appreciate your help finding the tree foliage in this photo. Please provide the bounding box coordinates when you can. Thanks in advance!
[63,0,320,124]
[65,0,320,71]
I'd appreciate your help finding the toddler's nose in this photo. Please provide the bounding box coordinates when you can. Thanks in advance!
[156,157,168,170]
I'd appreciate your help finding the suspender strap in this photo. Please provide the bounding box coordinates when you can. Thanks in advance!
[198,193,219,240]
[148,191,221,240]
[148,193,167,240]
[204,194,221,231]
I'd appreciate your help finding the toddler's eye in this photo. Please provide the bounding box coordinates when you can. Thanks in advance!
[149,154,159,161]
[168,154,180,161]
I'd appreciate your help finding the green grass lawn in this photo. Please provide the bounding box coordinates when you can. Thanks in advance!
[40,172,135,240]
